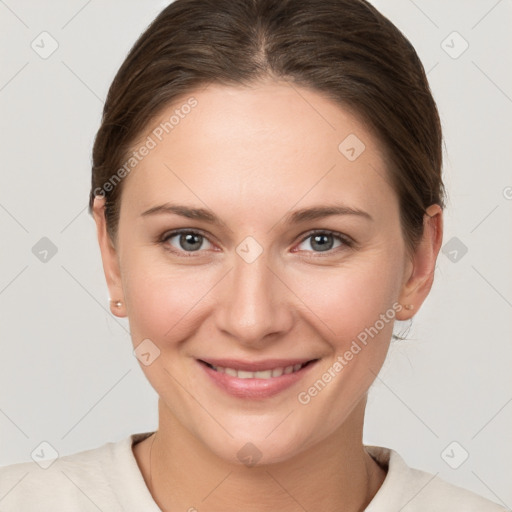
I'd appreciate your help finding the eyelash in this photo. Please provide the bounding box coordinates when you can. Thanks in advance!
[157,228,354,257]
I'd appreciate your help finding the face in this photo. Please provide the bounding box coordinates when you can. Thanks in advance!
[94,80,441,465]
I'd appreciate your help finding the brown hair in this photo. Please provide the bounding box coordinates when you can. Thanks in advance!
[89,0,445,254]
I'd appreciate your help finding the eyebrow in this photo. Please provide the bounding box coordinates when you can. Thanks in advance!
[140,203,373,224]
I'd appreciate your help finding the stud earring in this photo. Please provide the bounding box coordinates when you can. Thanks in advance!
[403,304,414,310]
[110,299,122,308]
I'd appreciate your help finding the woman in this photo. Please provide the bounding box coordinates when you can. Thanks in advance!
[0,0,507,510]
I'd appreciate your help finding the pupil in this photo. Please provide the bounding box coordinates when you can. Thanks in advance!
[180,233,202,251]
[311,234,333,252]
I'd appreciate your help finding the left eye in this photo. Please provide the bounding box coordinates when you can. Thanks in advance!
[296,231,348,252]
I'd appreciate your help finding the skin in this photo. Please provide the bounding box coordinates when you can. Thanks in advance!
[92,80,443,511]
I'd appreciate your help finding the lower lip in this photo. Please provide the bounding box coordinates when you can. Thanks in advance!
[197,359,318,399]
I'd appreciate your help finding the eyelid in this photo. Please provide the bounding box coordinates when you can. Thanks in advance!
[160,227,212,241]
[158,228,218,255]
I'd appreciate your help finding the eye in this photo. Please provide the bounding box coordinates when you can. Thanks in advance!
[295,230,352,253]
[158,228,352,256]
[160,229,214,254]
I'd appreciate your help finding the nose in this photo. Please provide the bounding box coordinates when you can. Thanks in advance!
[214,252,294,347]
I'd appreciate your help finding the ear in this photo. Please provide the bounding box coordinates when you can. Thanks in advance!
[396,204,443,321]
[92,195,127,318]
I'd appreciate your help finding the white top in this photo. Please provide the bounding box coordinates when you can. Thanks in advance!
[0,431,507,511]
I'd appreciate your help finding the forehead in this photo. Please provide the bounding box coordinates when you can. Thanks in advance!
[121,81,396,220]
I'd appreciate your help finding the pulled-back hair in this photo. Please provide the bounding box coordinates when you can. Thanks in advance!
[89,0,445,254]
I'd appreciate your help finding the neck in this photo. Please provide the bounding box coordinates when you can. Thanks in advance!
[134,397,386,512]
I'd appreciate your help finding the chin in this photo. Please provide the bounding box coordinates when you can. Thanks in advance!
[196,419,315,468]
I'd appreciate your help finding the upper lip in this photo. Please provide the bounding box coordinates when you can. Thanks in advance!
[198,358,318,372]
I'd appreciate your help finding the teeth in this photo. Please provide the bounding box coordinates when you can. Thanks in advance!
[271,367,283,377]
[238,370,255,379]
[209,362,309,379]
[254,370,272,378]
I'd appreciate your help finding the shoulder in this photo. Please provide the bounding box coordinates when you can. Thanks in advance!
[0,433,153,512]
[365,445,509,512]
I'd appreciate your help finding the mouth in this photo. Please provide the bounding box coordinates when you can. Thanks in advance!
[197,357,320,399]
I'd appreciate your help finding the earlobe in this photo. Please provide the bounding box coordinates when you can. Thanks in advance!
[92,195,127,318]
[396,204,443,321]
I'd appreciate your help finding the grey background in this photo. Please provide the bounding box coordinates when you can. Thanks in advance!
[1,0,511,507]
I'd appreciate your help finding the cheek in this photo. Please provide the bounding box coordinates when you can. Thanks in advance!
[289,258,401,423]
[121,254,218,345]
[286,256,402,348]
[123,246,403,348]
[121,262,219,405]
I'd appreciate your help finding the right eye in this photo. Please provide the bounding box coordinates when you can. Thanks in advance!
[160,229,214,255]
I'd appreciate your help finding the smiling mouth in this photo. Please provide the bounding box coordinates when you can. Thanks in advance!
[199,359,317,379]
